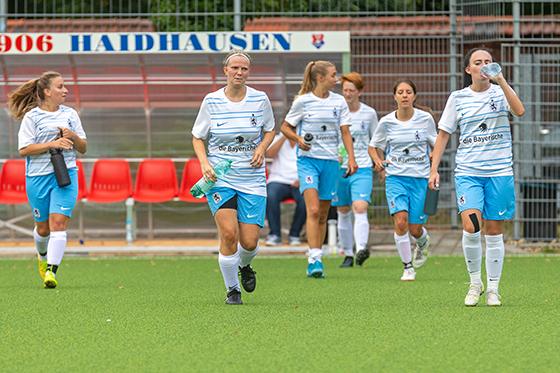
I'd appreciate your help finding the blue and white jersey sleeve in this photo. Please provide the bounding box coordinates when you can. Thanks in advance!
[19,105,85,177]
[438,85,513,177]
[372,109,434,178]
[191,86,273,197]
[284,91,349,161]
[341,103,378,168]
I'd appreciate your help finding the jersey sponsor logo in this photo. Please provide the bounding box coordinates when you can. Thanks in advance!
[321,125,327,131]
[403,148,410,155]
[33,208,41,218]
[235,136,245,143]
[212,192,222,203]
[478,122,488,132]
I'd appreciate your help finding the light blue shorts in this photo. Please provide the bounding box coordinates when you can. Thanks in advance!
[206,187,266,227]
[385,175,428,224]
[26,168,79,222]
[332,167,373,207]
[297,156,339,200]
[455,175,515,220]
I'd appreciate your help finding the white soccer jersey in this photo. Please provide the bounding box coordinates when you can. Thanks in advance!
[370,108,436,178]
[18,105,87,177]
[439,85,513,177]
[340,103,378,168]
[191,86,275,197]
[284,91,351,161]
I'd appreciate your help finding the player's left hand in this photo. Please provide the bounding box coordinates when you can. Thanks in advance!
[59,127,77,141]
[250,146,266,168]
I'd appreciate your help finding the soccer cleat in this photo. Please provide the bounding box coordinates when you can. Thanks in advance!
[288,236,302,246]
[339,256,354,268]
[400,267,416,281]
[37,255,48,281]
[486,289,502,307]
[239,265,256,293]
[43,270,58,289]
[413,235,430,269]
[464,283,484,307]
[265,235,281,246]
[225,288,243,305]
[306,260,325,278]
[355,248,370,266]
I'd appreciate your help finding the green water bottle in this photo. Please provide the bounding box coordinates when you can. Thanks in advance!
[338,144,348,165]
[190,159,233,198]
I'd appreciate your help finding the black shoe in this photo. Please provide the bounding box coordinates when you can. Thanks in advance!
[225,288,243,305]
[239,265,256,293]
[355,248,370,266]
[339,256,354,268]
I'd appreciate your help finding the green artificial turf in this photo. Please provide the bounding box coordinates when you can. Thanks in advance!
[1,256,558,372]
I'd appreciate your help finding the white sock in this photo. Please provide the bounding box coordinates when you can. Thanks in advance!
[33,227,49,259]
[394,232,412,266]
[353,212,369,252]
[337,211,354,256]
[218,250,241,291]
[415,227,428,247]
[485,234,505,292]
[462,230,482,285]
[238,243,259,267]
[46,231,67,266]
[308,248,322,263]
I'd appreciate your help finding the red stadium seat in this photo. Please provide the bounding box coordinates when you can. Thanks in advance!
[178,158,207,203]
[87,159,132,203]
[76,160,88,200]
[0,159,27,204]
[133,159,178,203]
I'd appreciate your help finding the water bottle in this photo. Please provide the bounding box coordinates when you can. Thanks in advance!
[190,159,233,198]
[481,63,501,79]
[338,144,348,165]
[50,148,71,187]
[424,185,440,216]
[303,133,313,146]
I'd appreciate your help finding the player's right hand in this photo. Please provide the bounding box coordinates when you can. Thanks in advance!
[201,161,217,182]
[428,170,440,190]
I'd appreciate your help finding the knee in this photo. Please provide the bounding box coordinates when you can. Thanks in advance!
[409,226,422,237]
[220,228,238,247]
[49,218,68,232]
[394,216,408,233]
[35,225,50,237]
[307,205,320,221]
[239,238,257,250]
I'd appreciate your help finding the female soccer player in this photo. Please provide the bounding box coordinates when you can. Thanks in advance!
[192,50,275,305]
[369,79,436,281]
[429,48,525,306]
[280,60,357,278]
[9,71,87,289]
[332,72,378,268]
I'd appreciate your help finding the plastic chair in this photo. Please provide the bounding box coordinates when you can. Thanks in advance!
[133,159,178,203]
[87,159,132,203]
[76,160,87,200]
[0,159,27,204]
[178,158,207,203]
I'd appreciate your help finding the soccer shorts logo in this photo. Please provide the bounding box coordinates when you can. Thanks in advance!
[212,192,222,203]
[390,200,395,209]
[305,175,313,184]
[458,195,466,206]
[33,208,41,218]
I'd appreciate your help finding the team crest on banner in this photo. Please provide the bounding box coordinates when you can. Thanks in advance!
[311,34,325,49]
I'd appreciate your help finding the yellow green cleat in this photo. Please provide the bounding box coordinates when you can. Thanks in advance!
[43,270,58,289]
[37,255,48,281]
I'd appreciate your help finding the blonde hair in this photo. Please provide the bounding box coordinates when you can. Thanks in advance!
[341,72,364,91]
[8,71,62,120]
[223,49,252,67]
[298,60,335,96]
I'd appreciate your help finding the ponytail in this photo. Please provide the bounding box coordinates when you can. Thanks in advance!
[8,71,61,120]
[298,60,334,96]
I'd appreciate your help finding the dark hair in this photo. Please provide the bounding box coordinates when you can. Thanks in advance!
[341,72,364,91]
[463,47,494,87]
[392,79,434,117]
[7,71,62,120]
